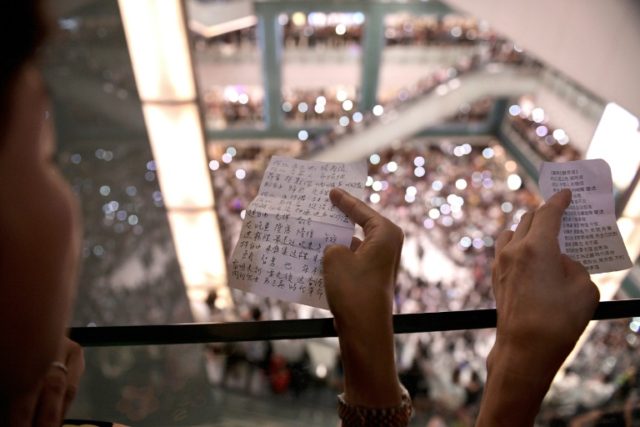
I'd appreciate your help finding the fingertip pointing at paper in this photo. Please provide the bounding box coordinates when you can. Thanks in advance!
[551,188,572,207]
[329,187,346,205]
[537,159,632,274]
[556,188,572,208]
[229,157,367,309]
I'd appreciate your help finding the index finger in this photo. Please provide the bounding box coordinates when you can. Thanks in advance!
[529,189,572,242]
[329,188,381,233]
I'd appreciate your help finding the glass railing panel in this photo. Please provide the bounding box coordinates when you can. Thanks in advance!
[67,341,340,426]
[66,312,640,426]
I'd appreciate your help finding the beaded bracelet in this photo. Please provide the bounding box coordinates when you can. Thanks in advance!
[337,385,413,426]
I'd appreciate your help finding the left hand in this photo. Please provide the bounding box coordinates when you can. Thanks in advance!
[323,188,404,333]
[323,188,404,407]
[9,337,84,427]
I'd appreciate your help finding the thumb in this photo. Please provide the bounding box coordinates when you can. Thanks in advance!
[560,254,588,279]
[323,244,355,315]
[323,244,354,275]
[561,254,600,307]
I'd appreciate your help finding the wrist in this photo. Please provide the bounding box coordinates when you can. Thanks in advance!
[331,283,394,331]
[338,321,401,407]
[477,345,556,427]
[487,338,565,385]
[338,384,412,426]
[477,369,550,427]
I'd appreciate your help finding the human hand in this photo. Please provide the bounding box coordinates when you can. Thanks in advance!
[490,188,599,376]
[10,337,85,427]
[477,189,600,426]
[323,188,403,330]
[323,188,404,407]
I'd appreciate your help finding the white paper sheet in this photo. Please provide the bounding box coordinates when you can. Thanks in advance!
[539,159,632,274]
[229,156,367,308]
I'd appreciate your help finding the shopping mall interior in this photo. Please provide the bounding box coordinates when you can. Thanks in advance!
[42,0,640,425]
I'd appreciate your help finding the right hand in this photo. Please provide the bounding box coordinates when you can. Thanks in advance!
[477,189,600,426]
[489,188,600,376]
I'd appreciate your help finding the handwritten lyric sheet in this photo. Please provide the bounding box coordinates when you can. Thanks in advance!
[539,159,632,274]
[229,156,367,309]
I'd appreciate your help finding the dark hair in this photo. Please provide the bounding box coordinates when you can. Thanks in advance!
[0,1,49,135]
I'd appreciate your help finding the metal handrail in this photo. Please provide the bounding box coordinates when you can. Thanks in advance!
[69,299,640,347]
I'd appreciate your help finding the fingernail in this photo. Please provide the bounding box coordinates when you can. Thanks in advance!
[553,188,571,197]
[329,188,343,204]
[330,188,346,199]
[558,188,572,205]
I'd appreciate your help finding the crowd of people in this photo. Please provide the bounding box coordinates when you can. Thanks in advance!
[507,99,583,162]
[202,86,360,129]
[383,14,494,47]
[301,54,486,156]
[202,86,265,129]
[193,13,498,53]
[446,97,494,124]
[377,34,534,107]
[299,38,539,156]
[196,12,530,130]
[281,87,359,123]
[540,318,640,425]
[280,12,364,49]
[199,53,526,132]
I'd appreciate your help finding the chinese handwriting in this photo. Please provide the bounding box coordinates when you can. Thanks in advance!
[229,156,367,308]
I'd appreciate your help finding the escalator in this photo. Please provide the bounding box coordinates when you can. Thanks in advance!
[309,63,540,162]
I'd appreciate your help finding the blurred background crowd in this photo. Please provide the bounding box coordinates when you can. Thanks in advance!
[43,0,639,425]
